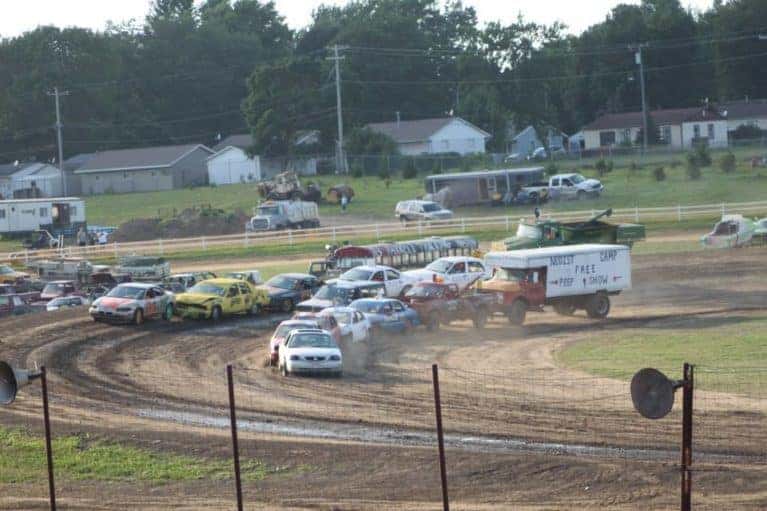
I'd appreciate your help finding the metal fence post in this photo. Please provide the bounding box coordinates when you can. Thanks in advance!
[113,242,118,258]
[40,366,56,511]
[375,223,380,240]
[677,205,682,222]
[461,218,466,233]
[226,364,244,511]
[288,230,293,246]
[681,363,694,511]
[158,239,163,256]
[635,206,639,223]
[202,237,207,251]
[332,226,337,243]
[432,364,449,511]
[721,203,725,216]
[505,216,510,231]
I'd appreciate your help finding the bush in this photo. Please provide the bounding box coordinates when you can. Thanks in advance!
[718,151,736,174]
[378,168,391,180]
[686,153,702,180]
[669,159,681,169]
[689,144,712,167]
[351,166,363,178]
[595,159,608,176]
[544,162,558,176]
[653,166,666,181]
[607,160,614,173]
[402,158,418,179]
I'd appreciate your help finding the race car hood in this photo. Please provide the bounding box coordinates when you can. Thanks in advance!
[296,297,333,312]
[260,285,292,297]
[95,297,136,309]
[403,269,438,284]
[175,293,218,305]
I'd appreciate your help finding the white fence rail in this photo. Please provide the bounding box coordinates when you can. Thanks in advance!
[6,200,767,264]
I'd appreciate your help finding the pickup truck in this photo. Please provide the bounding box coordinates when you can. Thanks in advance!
[403,256,489,291]
[403,281,494,330]
[521,173,603,201]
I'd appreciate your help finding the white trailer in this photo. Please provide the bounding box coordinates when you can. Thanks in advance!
[483,244,631,322]
[0,197,86,235]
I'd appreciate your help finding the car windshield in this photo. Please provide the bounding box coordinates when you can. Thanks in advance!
[354,301,390,314]
[107,286,145,299]
[257,206,279,216]
[570,174,585,184]
[422,203,441,212]
[275,323,313,338]
[42,283,68,294]
[288,333,336,349]
[406,285,443,298]
[340,268,373,281]
[331,311,353,324]
[425,260,452,273]
[188,283,225,296]
[494,268,528,283]
[315,284,350,300]
[516,223,541,239]
[0,265,14,275]
[266,276,297,290]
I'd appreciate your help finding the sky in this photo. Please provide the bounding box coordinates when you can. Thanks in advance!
[0,0,716,39]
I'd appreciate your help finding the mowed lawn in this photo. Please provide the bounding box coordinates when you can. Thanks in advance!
[557,314,767,395]
[83,162,767,226]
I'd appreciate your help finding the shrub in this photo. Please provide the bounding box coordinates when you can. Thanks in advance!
[686,153,702,180]
[653,166,666,181]
[402,158,418,179]
[544,162,558,176]
[669,159,681,169]
[607,160,614,173]
[689,144,712,167]
[351,166,363,178]
[595,159,608,176]
[718,151,736,174]
[378,168,391,180]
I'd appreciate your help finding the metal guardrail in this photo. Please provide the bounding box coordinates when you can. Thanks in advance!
[6,200,767,264]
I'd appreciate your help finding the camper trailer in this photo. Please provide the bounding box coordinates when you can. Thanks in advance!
[0,198,86,236]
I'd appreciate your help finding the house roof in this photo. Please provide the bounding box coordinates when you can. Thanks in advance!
[583,107,724,131]
[426,167,544,180]
[0,162,36,178]
[74,144,213,174]
[720,99,767,120]
[213,134,253,152]
[63,153,96,172]
[366,116,491,144]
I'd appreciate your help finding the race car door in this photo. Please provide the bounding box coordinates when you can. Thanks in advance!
[351,310,369,342]
[384,269,404,297]
[226,284,244,313]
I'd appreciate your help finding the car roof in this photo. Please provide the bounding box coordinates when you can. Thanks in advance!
[117,282,155,289]
[47,280,76,284]
[203,278,244,285]
[288,328,327,336]
[322,306,355,313]
[274,272,314,279]
[436,256,480,263]
[345,265,394,272]
[279,319,319,326]
[329,279,384,288]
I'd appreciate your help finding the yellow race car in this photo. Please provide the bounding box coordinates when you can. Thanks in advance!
[174,278,269,320]
[0,264,29,284]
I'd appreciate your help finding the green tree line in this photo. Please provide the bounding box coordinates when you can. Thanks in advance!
[1,0,766,163]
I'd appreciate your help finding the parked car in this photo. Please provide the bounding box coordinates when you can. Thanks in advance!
[268,318,324,366]
[0,294,35,317]
[259,273,321,313]
[753,218,767,244]
[89,283,174,324]
[395,200,453,222]
[46,295,90,312]
[175,278,269,320]
[321,306,371,343]
[547,173,603,200]
[40,280,82,302]
[296,280,385,313]
[403,256,488,291]
[158,281,186,295]
[350,298,420,335]
[504,152,524,163]
[117,255,171,281]
[164,272,217,291]
[701,214,755,248]
[292,311,343,343]
[527,147,567,161]
[224,270,263,286]
[278,328,343,377]
[338,265,416,297]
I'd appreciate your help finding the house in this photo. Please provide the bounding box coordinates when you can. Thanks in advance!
[507,125,568,156]
[581,107,728,151]
[365,116,491,156]
[209,133,321,182]
[74,144,213,195]
[720,99,767,134]
[0,161,68,199]
[424,167,544,207]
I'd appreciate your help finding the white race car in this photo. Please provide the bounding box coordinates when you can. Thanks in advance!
[338,264,416,297]
[403,256,489,291]
[278,328,343,377]
[89,283,174,324]
[321,306,371,343]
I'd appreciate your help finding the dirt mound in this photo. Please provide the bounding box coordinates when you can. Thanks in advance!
[111,206,250,242]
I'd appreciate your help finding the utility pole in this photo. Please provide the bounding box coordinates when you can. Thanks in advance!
[327,45,348,174]
[632,44,649,156]
[47,87,70,196]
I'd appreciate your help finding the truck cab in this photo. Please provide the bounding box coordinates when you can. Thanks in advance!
[548,173,603,200]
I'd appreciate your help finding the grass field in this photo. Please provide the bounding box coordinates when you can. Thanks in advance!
[82,160,767,226]
[0,428,273,483]
[557,313,767,394]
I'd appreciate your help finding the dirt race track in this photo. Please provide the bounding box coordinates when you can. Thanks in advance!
[1,248,767,510]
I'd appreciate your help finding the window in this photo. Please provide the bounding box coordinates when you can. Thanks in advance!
[0,209,5,219]
[599,131,616,146]
[392,302,404,312]
[661,126,672,144]
[39,208,48,217]
[450,262,466,274]
[237,283,249,295]
[228,286,240,297]
[693,124,701,138]
[372,271,384,282]
[71,207,77,216]
[707,123,715,139]
[386,270,400,280]
[468,261,484,274]
[622,129,631,143]
[551,178,560,186]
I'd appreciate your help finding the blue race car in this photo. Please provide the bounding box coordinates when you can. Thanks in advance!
[349,298,420,336]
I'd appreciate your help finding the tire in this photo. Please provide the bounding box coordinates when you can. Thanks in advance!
[399,215,408,224]
[473,307,488,329]
[280,364,289,377]
[280,298,294,313]
[249,303,261,316]
[507,300,527,325]
[399,285,412,299]
[133,308,144,326]
[163,304,174,321]
[553,301,576,316]
[576,190,586,200]
[586,293,610,319]
[211,306,222,322]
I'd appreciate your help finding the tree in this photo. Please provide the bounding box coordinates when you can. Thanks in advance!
[635,113,661,146]
[345,127,398,156]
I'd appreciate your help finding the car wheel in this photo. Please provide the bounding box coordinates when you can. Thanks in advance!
[211,306,222,322]
[507,300,527,325]
[133,308,144,326]
[399,215,408,224]
[280,364,289,377]
[473,307,488,329]
[586,293,610,319]
[399,285,412,299]
[163,304,174,321]
[249,303,261,315]
[280,298,293,313]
